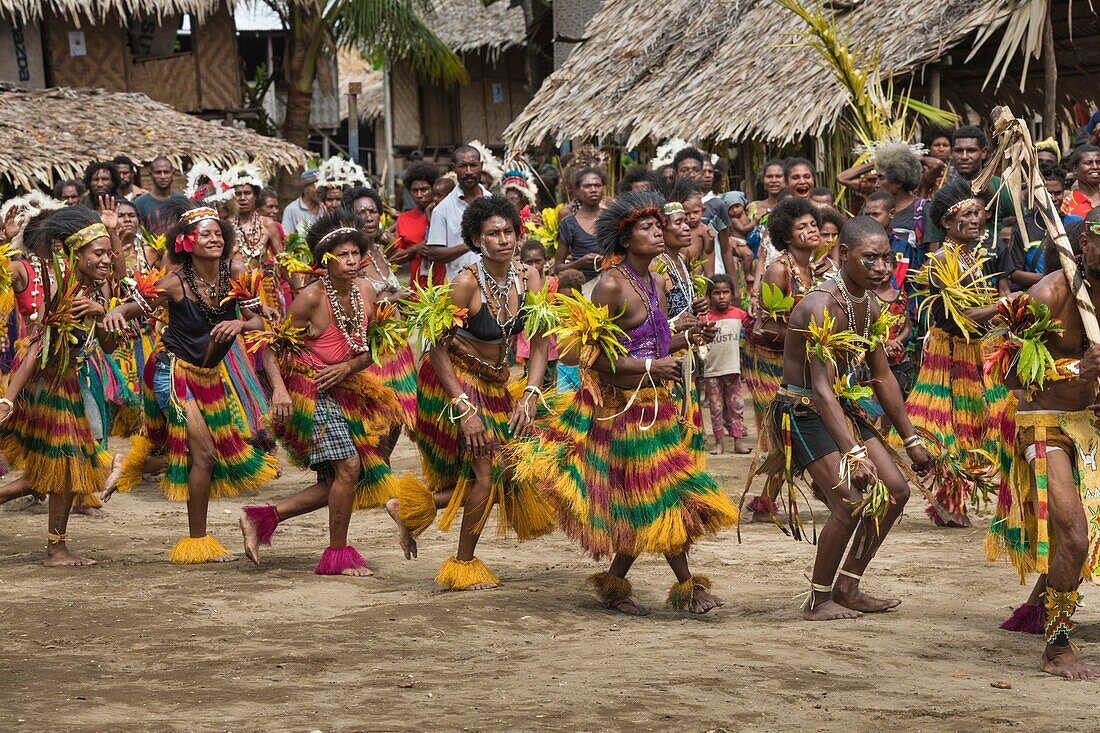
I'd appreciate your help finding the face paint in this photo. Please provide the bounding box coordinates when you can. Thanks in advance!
[800,231,807,243]
[860,258,876,271]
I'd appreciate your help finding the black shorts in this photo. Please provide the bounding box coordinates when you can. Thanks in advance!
[772,395,879,472]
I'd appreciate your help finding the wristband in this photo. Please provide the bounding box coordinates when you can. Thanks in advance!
[903,434,923,449]
[644,358,652,374]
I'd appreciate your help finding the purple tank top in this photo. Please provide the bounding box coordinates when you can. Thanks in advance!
[619,263,671,359]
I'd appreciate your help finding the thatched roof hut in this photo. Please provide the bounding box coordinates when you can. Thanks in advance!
[338,50,384,124]
[0,84,308,191]
[0,0,230,23]
[425,0,526,57]
[505,0,1099,149]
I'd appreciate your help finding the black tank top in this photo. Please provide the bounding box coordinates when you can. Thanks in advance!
[161,272,238,367]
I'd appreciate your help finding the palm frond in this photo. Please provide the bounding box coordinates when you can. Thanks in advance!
[965,0,1049,93]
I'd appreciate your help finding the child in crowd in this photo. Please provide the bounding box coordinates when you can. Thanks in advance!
[515,240,558,386]
[702,275,750,454]
[874,272,914,418]
[682,194,711,267]
[554,268,587,393]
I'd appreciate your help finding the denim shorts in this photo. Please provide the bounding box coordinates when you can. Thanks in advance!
[152,358,193,412]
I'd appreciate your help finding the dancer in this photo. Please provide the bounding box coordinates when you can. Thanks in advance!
[987,207,1100,679]
[239,211,418,576]
[906,178,1015,526]
[0,206,118,565]
[754,216,931,620]
[104,204,277,564]
[395,194,554,589]
[511,191,738,615]
[742,197,820,521]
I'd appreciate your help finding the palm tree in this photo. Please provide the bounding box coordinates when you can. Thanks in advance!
[265,0,467,156]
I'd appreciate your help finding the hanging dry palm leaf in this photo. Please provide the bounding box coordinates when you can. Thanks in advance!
[965,0,1049,93]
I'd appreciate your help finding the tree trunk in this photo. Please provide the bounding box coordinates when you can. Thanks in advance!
[1042,14,1057,140]
[519,0,540,97]
[278,3,323,202]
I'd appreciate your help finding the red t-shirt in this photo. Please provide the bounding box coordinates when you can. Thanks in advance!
[396,208,444,288]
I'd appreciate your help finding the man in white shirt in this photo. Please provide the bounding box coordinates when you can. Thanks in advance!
[422,145,490,282]
[281,169,320,236]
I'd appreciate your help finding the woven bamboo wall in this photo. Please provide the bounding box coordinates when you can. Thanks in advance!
[392,65,421,148]
[128,54,197,110]
[43,16,127,91]
[192,5,239,111]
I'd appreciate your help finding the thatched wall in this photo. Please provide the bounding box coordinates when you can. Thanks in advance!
[0,84,307,191]
[505,0,1044,149]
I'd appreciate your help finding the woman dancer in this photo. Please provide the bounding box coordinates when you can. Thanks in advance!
[0,206,118,565]
[239,211,420,575]
[395,195,554,589]
[104,204,277,564]
[511,191,738,615]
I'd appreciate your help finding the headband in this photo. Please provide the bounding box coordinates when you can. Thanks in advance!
[1087,221,1100,236]
[181,206,220,226]
[662,202,685,215]
[63,222,109,250]
[944,198,979,220]
[617,206,665,233]
[318,227,360,248]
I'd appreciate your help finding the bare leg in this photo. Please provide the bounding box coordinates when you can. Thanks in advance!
[799,451,862,621]
[1039,450,1096,679]
[378,425,401,465]
[455,457,496,590]
[0,477,33,507]
[44,484,95,567]
[666,552,723,614]
[385,483,454,560]
[183,400,236,563]
[326,457,372,576]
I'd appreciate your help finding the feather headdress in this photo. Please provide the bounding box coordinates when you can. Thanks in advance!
[1,191,64,250]
[185,162,234,203]
[594,191,667,256]
[316,156,370,191]
[467,140,503,185]
[650,139,691,170]
[500,167,538,206]
[223,162,266,190]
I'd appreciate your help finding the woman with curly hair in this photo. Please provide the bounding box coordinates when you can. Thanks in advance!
[509,191,738,615]
[393,194,554,590]
[103,204,277,564]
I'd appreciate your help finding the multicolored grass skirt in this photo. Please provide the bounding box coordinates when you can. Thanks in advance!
[222,338,270,446]
[986,409,1100,585]
[742,340,783,431]
[0,356,110,496]
[906,327,1013,521]
[81,348,141,438]
[508,381,738,560]
[368,344,417,431]
[411,349,555,540]
[272,357,417,510]
[116,350,277,500]
[110,326,156,436]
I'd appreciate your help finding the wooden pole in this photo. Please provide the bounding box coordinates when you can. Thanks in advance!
[1042,15,1058,140]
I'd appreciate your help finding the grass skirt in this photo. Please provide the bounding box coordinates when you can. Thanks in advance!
[222,337,270,444]
[742,341,782,431]
[412,350,555,539]
[986,409,1100,585]
[368,344,417,431]
[508,381,738,560]
[905,326,1012,518]
[272,357,417,510]
[0,355,110,496]
[116,350,277,500]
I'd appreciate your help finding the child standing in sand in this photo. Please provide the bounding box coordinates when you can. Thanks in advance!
[702,275,750,454]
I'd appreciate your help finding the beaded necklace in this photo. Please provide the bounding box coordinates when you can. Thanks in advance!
[363,241,399,294]
[182,261,231,325]
[475,260,524,336]
[783,250,810,295]
[830,271,872,340]
[323,275,369,353]
[235,212,266,261]
[616,261,658,334]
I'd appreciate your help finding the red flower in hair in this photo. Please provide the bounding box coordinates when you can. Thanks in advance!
[175,232,195,253]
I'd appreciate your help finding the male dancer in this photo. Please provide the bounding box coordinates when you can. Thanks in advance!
[759,216,931,620]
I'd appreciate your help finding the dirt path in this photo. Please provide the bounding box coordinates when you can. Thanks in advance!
[0,437,1096,733]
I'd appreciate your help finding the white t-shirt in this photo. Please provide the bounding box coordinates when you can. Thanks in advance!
[703,310,744,377]
[425,184,490,282]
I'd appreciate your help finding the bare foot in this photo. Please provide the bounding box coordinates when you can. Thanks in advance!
[710,440,725,455]
[385,498,417,560]
[43,546,97,567]
[688,585,724,614]
[72,503,107,518]
[104,454,124,493]
[733,438,752,454]
[599,594,651,616]
[210,553,239,563]
[239,513,262,565]
[340,565,375,577]
[750,510,774,523]
[1041,646,1098,680]
[465,582,498,591]
[833,586,901,613]
[803,597,862,621]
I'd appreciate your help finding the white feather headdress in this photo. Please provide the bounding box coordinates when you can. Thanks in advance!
[316,156,370,190]
[185,162,234,203]
[650,138,691,170]
[500,163,538,206]
[223,162,266,189]
[468,140,503,185]
[0,191,64,250]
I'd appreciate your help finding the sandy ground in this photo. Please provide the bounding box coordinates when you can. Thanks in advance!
[1,432,1098,733]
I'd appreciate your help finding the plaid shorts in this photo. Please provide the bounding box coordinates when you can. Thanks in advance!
[308,392,357,479]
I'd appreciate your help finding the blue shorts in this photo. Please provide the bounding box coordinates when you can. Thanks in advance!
[152,358,193,412]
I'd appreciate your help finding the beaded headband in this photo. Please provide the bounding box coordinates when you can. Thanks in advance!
[318,227,360,248]
[1087,221,1100,236]
[63,222,109,250]
[617,206,665,232]
[945,197,979,219]
[181,206,220,226]
[662,202,685,215]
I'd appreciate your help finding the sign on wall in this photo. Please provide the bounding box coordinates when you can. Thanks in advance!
[0,19,45,87]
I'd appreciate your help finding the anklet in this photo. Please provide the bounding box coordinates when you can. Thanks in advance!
[838,569,862,580]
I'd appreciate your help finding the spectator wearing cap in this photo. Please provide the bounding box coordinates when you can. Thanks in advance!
[282,169,321,235]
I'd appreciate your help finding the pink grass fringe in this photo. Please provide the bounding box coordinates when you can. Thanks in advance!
[314,545,368,575]
[242,505,279,545]
[1000,603,1044,634]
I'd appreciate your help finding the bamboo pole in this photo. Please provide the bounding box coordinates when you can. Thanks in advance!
[977,106,1100,345]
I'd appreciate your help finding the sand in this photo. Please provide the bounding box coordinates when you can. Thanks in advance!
[1,436,1096,733]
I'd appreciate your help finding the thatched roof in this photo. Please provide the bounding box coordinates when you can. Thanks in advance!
[0,85,308,191]
[426,0,526,55]
[505,0,1028,149]
[338,50,384,123]
[0,0,230,22]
